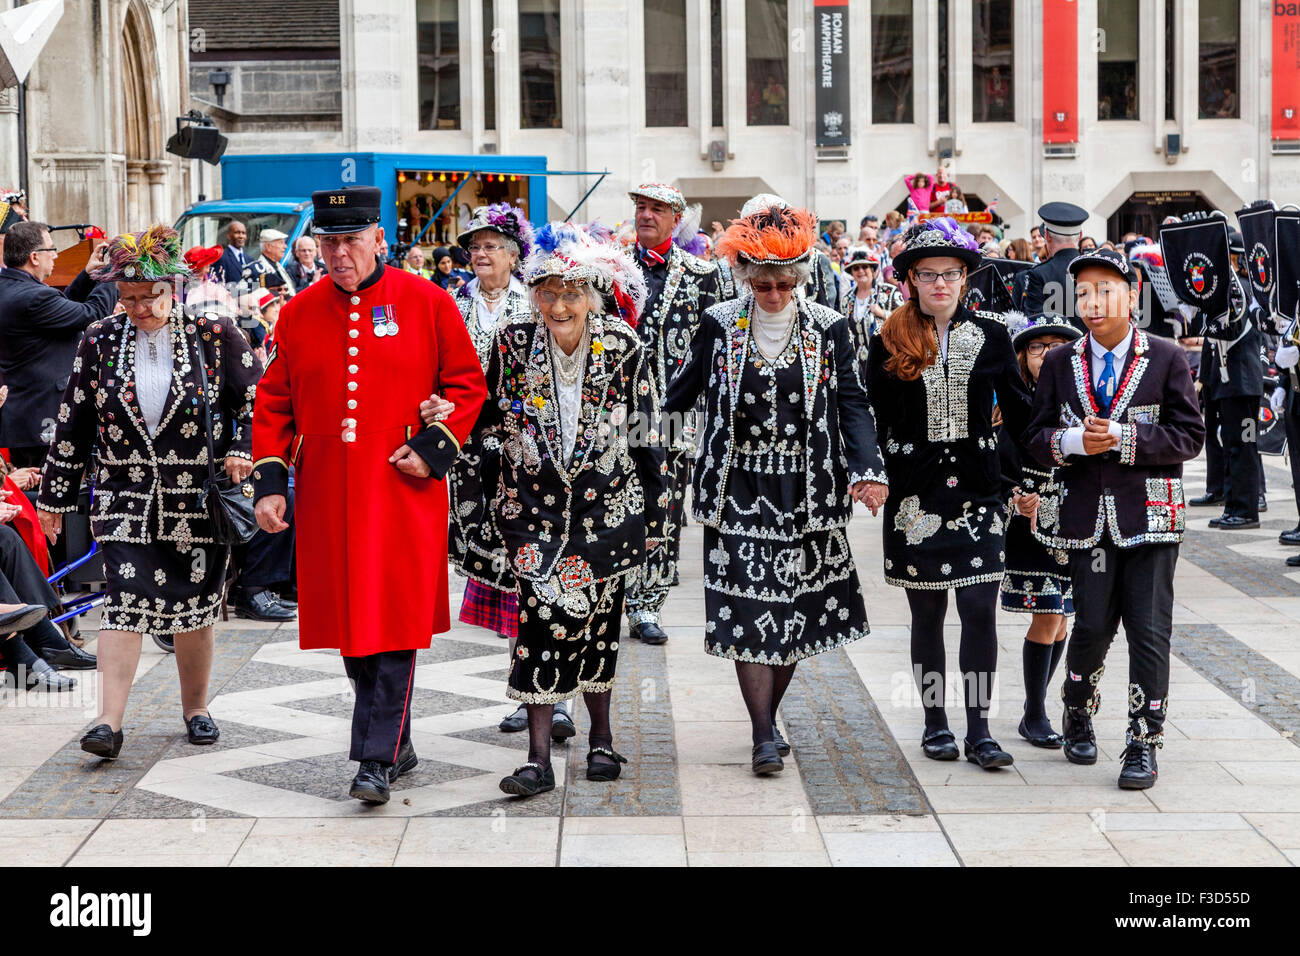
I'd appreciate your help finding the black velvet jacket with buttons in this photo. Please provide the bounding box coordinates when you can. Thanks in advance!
[472,311,669,586]
[865,305,1034,503]
[37,308,260,546]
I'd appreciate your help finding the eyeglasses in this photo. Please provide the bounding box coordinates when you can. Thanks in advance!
[34,247,57,253]
[914,269,965,285]
[537,289,587,306]
[467,242,505,254]
[751,281,797,294]
[1025,341,1066,357]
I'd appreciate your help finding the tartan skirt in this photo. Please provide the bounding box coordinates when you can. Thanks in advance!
[458,579,519,640]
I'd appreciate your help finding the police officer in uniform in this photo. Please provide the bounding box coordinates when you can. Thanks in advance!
[1015,202,1089,328]
[1192,228,1264,528]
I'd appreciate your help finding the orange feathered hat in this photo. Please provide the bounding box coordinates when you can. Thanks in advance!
[715,199,817,268]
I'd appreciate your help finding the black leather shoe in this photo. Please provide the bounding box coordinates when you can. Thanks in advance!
[921,728,959,761]
[185,713,220,745]
[39,643,97,670]
[632,622,668,645]
[388,741,418,782]
[772,723,791,757]
[1117,741,1159,789]
[0,604,49,634]
[1018,716,1064,749]
[498,705,528,732]
[1062,707,1098,765]
[13,659,78,692]
[550,707,576,741]
[1259,496,1268,513]
[1189,492,1223,506]
[499,762,555,796]
[1208,513,1226,527]
[1216,515,1260,530]
[350,761,391,803]
[81,724,123,759]
[274,589,298,609]
[1279,527,1300,546]
[231,589,297,622]
[751,741,784,775]
[1287,554,1300,568]
[964,737,1014,769]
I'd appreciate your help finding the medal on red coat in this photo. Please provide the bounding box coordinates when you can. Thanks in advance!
[372,304,398,337]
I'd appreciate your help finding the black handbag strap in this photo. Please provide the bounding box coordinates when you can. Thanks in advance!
[191,330,221,485]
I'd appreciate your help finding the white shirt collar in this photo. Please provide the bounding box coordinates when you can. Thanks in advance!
[1089,325,1134,365]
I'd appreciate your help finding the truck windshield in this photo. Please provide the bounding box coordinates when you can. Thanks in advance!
[175,212,302,261]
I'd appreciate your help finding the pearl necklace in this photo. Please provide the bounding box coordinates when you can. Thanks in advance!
[479,285,507,304]
[552,329,589,386]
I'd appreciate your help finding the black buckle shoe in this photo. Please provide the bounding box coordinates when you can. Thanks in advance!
[1118,741,1159,790]
[921,728,959,761]
[81,723,124,759]
[1062,707,1098,764]
[231,589,297,622]
[1216,515,1260,530]
[751,741,784,775]
[498,705,528,733]
[40,643,98,670]
[551,707,576,741]
[185,713,220,745]
[586,746,628,782]
[772,723,791,757]
[388,741,418,783]
[632,622,668,645]
[350,761,391,803]
[1018,716,1064,748]
[499,762,555,797]
[964,737,1014,769]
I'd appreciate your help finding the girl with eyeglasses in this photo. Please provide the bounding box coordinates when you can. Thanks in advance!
[997,314,1081,749]
[865,218,1034,770]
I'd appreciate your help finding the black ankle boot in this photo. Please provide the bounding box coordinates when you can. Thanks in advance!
[1061,706,1098,765]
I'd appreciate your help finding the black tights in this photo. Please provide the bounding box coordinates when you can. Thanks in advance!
[735,661,797,746]
[524,691,614,770]
[906,582,1000,742]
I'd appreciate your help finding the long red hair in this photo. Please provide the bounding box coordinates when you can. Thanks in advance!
[878,276,969,381]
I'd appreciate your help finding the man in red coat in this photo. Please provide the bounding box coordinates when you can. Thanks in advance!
[252,187,487,804]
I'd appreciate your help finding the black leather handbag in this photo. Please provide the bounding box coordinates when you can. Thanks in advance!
[192,335,259,546]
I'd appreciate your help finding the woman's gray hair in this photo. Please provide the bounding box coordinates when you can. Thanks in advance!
[528,279,605,315]
[733,259,813,291]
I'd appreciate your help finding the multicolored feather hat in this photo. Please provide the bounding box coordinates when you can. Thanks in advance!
[91,225,191,282]
[523,221,648,326]
[457,201,535,261]
[715,197,818,268]
[890,217,982,276]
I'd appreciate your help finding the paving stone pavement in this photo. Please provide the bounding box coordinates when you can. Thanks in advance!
[1,451,1298,865]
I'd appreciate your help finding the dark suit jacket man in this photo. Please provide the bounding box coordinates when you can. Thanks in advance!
[0,267,118,459]
[1023,327,1205,549]
[285,258,327,293]
[213,243,250,285]
[1016,246,1083,328]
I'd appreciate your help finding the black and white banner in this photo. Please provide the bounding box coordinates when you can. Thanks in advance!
[815,0,850,147]
[1157,217,1233,322]
[1235,202,1276,314]
[1276,209,1300,322]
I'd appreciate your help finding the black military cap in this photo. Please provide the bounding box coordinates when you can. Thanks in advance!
[1038,201,1089,237]
[311,186,382,235]
[1068,247,1137,286]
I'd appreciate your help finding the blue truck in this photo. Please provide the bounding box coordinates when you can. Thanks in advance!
[174,151,563,261]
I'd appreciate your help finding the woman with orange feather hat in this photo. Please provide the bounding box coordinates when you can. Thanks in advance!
[663,195,888,775]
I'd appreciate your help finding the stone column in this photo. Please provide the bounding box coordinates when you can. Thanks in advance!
[126,160,146,231]
[146,160,170,224]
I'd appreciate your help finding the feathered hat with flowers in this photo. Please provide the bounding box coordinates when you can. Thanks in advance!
[457,201,535,262]
[890,216,981,277]
[715,196,818,268]
[92,225,190,282]
[522,222,648,327]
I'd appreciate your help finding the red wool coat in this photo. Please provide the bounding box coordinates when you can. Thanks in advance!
[252,266,487,656]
